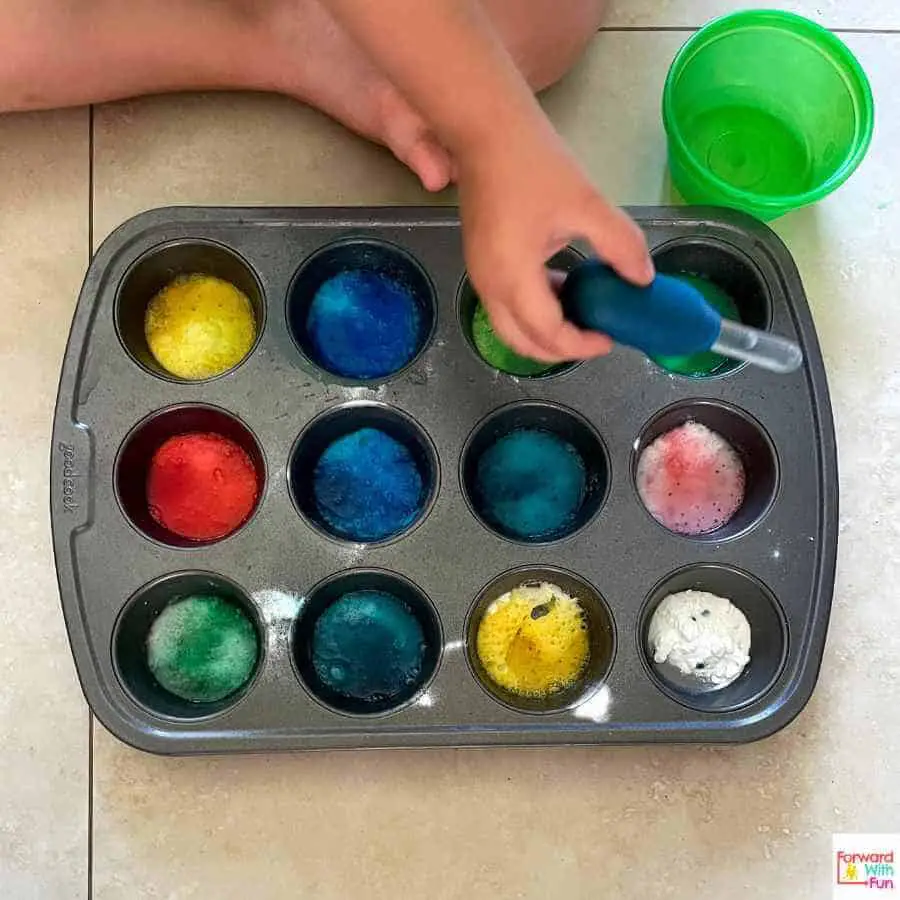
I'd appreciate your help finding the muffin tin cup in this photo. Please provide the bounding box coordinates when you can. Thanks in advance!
[115,239,266,383]
[112,570,265,721]
[460,400,610,544]
[51,205,837,752]
[286,237,437,385]
[649,237,771,379]
[114,403,267,548]
[465,566,616,715]
[638,564,788,713]
[457,247,585,380]
[287,401,439,546]
[292,568,442,717]
[632,399,779,542]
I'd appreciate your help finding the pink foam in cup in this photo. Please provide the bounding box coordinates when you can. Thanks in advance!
[636,420,745,535]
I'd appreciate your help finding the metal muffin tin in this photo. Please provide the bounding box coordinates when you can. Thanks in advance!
[50,205,838,753]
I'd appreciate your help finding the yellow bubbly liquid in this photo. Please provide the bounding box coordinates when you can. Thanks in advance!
[144,274,257,380]
[476,583,589,697]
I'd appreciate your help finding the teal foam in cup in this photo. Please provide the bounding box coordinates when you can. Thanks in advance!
[663,10,874,220]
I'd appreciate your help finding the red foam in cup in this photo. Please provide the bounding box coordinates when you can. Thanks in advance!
[147,432,259,541]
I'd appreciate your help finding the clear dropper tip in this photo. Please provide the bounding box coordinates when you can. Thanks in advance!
[713,319,804,375]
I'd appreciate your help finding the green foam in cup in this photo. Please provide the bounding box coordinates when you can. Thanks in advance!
[651,275,741,377]
[663,10,874,220]
[471,302,556,377]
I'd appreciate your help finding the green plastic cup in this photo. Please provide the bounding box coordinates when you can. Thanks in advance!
[663,10,874,220]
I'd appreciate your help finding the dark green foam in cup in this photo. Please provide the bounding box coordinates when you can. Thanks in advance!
[146,594,258,703]
[651,275,741,377]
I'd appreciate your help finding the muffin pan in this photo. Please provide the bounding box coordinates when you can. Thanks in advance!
[51,205,837,753]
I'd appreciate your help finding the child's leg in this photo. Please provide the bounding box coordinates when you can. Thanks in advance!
[259,0,606,188]
[0,0,605,189]
[483,0,607,92]
[0,1,266,111]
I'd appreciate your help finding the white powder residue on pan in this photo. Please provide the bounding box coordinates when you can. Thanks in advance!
[572,685,613,723]
[253,588,305,660]
[339,385,387,402]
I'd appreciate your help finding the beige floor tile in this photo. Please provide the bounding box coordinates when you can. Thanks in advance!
[91,31,897,900]
[605,0,900,29]
[0,109,90,899]
[92,93,444,245]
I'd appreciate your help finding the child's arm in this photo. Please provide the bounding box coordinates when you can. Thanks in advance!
[322,0,654,362]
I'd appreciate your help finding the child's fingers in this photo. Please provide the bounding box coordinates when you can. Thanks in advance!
[553,320,613,358]
[511,267,611,360]
[483,300,564,363]
[507,269,575,358]
[507,318,603,363]
[544,269,616,356]
[580,202,654,286]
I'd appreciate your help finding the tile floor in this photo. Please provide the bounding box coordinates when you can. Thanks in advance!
[1,4,898,899]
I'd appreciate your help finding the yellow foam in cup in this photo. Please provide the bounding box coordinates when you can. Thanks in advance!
[476,583,589,697]
[145,274,257,380]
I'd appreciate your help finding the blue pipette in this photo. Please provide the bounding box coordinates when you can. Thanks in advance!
[559,261,803,374]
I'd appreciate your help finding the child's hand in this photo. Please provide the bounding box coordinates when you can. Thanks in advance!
[317,0,652,364]
[458,127,654,363]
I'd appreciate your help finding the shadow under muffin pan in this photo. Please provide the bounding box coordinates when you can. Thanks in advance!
[51,205,837,753]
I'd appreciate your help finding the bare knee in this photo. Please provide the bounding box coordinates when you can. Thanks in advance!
[483,0,606,92]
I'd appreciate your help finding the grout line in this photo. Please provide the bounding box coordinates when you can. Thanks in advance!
[598,25,695,32]
[834,26,900,33]
[87,103,95,900]
[88,104,94,257]
[88,713,94,900]
[597,24,900,33]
